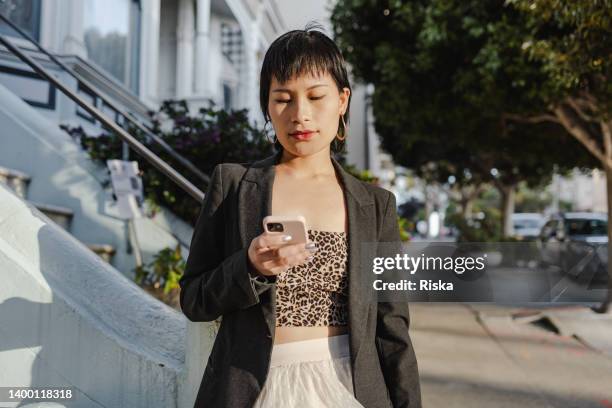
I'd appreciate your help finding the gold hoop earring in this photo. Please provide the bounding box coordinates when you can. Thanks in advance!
[336,114,347,141]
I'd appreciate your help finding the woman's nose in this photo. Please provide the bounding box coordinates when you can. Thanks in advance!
[291,97,311,123]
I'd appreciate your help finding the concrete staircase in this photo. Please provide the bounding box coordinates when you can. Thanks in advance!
[0,165,116,263]
[0,183,187,408]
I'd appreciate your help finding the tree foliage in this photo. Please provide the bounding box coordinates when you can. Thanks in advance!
[331,0,601,236]
[331,0,598,182]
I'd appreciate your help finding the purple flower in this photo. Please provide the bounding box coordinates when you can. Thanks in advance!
[175,116,188,126]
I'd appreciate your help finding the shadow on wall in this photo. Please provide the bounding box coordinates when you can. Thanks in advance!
[0,221,108,407]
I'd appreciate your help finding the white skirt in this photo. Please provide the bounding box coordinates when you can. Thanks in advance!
[253,334,364,408]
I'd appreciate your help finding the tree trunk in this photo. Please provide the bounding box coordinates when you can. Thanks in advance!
[499,184,516,238]
[424,184,432,237]
[594,165,612,313]
[460,197,474,220]
[459,184,483,220]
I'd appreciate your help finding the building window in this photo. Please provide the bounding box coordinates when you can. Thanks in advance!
[220,22,243,67]
[223,83,232,111]
[83,0,141,93]
[0,0,41,41]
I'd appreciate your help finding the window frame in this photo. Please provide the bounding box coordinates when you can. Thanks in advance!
[0,0,42,41]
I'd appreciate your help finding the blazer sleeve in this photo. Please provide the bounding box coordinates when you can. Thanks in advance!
[375,192,422,408]
[179,163,275,322]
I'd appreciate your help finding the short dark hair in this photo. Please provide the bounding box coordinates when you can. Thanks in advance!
[259,22,352,154]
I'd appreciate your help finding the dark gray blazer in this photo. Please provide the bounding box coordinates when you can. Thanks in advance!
[179,150,421,408]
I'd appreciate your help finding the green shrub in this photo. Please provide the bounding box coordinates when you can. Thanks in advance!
[134,245,185,310]
[62,100,274,224]
[134,245,185,294]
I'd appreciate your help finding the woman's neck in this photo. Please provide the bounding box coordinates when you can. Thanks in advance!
[277,149,335,179]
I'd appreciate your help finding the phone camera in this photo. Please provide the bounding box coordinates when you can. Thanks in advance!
[267,223,284,232]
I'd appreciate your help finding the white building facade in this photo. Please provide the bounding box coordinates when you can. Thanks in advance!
[0,0,286,126]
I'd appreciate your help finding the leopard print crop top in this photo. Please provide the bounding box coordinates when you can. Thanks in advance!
[275,229,349,327]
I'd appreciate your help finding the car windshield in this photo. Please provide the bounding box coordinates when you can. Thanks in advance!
[566,219,607,235]
[514,219,541,229]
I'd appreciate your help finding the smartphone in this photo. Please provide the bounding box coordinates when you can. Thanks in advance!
[262,215,308,246]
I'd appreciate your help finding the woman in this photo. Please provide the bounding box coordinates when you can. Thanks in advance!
[179,24,421,408]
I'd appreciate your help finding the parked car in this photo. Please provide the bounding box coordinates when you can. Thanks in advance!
[537,212,608,283]
[512,213,545,240]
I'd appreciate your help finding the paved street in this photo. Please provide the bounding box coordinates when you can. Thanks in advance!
[410,303,612,408]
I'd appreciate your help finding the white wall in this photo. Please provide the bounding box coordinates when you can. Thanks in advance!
[0,184,185,407]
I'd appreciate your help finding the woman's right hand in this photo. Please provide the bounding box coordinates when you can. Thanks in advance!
[247,232,317,277]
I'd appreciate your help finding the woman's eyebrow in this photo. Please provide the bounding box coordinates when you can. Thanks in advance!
[271,84,329,93]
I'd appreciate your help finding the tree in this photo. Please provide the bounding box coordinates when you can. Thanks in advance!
[331,0,596,237]
[500,0,612,311]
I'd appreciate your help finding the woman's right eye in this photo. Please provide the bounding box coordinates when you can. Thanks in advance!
[275,99,290,104]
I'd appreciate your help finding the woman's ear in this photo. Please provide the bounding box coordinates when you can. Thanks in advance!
[339,87,351,115]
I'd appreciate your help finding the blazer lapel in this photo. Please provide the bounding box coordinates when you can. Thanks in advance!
[237,151,376,361]
[238,151,280,339]
[237,151,280,254]
[331,157,376,363]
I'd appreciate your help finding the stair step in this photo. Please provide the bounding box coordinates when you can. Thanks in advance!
[30,201,74,231]
[0,165,31,199]
[87,244,116,263]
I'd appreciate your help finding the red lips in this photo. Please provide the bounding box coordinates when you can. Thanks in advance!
[290,130,316,140]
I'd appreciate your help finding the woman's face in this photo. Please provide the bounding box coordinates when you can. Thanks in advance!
[267,71,350,157]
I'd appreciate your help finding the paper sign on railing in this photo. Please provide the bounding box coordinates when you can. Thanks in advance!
[106,160,144,219]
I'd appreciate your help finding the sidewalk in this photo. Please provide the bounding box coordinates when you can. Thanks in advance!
[410,303,612,408]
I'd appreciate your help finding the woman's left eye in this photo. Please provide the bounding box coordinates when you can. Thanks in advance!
[310,95,325,100]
